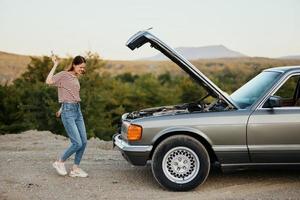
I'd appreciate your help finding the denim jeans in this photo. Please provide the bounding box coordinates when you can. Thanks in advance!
[60,102,87,165]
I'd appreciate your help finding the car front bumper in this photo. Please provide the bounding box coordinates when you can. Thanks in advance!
[112,134,153,166]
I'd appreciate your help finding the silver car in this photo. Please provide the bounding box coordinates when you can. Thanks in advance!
[113,30,300,191]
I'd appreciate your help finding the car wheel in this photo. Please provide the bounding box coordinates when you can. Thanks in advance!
[151,135,210,191]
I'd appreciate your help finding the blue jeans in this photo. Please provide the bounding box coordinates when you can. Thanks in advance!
[60,102,87,165]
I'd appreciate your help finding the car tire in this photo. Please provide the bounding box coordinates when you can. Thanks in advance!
[151,135,210,191]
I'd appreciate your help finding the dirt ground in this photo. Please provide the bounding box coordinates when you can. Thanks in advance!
[1,130,300,200]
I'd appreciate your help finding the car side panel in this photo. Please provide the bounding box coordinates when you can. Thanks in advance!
[248,107,300,163]
[131,110,251,164]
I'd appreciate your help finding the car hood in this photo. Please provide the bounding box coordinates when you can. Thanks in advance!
[126,30,238,109]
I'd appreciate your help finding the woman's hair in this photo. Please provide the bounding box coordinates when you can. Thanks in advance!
[67,55,86,71]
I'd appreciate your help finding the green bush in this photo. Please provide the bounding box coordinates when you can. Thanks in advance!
[0,54,279,140]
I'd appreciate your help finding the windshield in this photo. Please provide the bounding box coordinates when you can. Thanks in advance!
[230,71,282,109]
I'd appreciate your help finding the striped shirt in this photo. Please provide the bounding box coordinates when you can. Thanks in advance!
[51,71,81,103]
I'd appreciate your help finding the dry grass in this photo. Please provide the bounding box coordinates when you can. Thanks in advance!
[1,51,300,85]
[0,51,31,84]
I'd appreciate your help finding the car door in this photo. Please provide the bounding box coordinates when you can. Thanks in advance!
[247,73,300,163]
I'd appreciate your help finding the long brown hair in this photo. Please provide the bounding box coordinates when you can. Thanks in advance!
[66,55,86,71]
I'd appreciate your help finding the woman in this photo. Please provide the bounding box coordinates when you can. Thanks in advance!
[46,55,88,178]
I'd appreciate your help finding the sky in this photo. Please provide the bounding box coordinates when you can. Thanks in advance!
[0,0,299,60]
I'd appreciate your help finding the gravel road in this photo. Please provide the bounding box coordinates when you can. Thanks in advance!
[1,130,300,200]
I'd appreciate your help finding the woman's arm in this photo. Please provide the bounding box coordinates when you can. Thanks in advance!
[45,55,59,85]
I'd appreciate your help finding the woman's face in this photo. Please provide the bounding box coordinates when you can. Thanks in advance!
[73,63,86,75]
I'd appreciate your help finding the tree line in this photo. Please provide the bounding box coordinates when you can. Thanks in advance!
[0,53,285,140]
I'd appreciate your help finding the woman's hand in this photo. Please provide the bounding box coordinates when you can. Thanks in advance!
[51,53,59,66]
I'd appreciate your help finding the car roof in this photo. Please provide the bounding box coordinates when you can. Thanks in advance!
[264,66,300,73]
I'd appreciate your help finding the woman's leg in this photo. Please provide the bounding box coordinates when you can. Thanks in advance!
[73,113,87,166]
[60,114,83,162]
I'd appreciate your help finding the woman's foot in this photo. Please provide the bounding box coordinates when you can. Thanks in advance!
[69,168,88,178]
[52,161,67,176]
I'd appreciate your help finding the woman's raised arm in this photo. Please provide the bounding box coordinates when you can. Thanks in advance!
[45,54,59,85]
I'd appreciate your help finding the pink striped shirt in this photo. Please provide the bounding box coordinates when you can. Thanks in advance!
[51,71,81,103]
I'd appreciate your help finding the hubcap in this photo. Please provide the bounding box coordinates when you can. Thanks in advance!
[162,146,200,184]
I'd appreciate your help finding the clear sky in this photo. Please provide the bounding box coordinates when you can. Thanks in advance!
[0,0,299,60]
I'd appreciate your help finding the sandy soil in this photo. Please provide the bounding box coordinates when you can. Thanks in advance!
[0,130,300,200]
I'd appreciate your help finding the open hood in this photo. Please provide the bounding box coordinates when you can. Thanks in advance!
[126,30,238,109]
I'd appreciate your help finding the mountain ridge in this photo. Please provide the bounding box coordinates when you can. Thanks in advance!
[141,45,248,60]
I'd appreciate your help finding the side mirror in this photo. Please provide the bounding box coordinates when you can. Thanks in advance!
[265,95,282,108]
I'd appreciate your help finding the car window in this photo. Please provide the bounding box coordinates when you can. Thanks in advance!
[230,71,281,109]
[272,75,300,107]
[274,75,299,99]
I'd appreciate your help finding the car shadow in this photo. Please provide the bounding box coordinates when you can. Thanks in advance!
[127,164,300,191]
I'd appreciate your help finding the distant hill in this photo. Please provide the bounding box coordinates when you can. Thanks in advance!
[0,51,31,85]
[1,50,300,85]
[142,45,247,60]
[278,55,300,60]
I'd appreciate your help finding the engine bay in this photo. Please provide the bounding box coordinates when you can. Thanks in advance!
[126,96,234,120]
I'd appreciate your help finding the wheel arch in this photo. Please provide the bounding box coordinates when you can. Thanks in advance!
[150,129,219,164]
